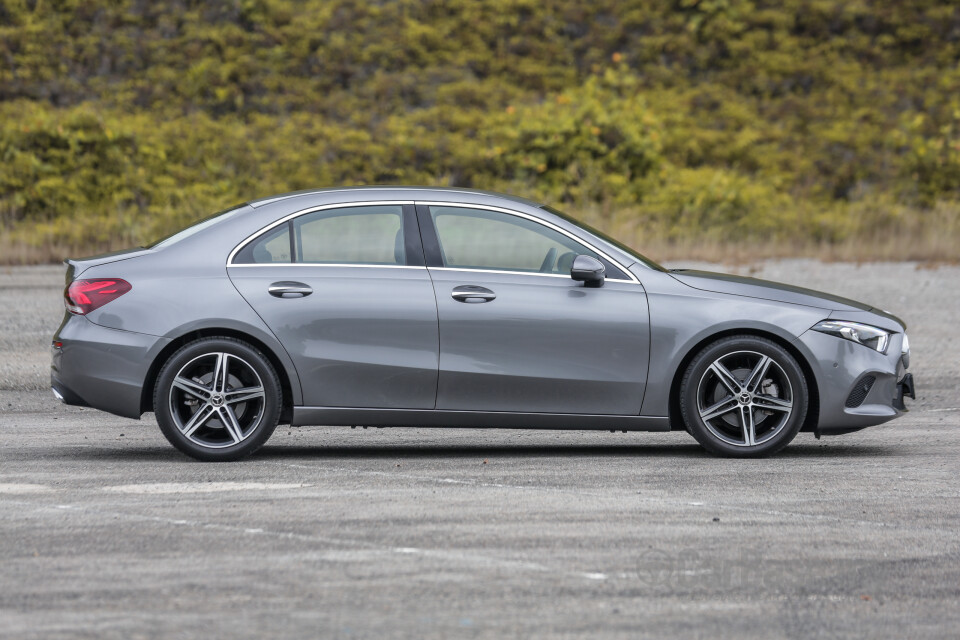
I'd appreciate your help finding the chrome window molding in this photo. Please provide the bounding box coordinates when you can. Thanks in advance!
[430,267,588,280]
[228,199,639,284]
[227,201,414,266]
[417,201,639,284]
[229,263,426,270]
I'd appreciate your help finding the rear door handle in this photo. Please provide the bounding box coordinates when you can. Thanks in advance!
[451,285,496,303]
[269,281,313,298]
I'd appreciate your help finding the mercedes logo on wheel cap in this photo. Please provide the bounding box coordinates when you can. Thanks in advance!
[738,392,752,405]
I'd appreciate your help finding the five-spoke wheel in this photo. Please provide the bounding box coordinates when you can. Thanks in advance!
[680,336,807,457]
[155,337,281,461]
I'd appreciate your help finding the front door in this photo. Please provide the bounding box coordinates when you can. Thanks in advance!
[418,203,649,415]
[228,203,439,409]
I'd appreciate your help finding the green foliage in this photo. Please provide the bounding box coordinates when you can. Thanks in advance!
[894,110,960,206]
[1,0,959,259]
[638,167,795,241]
[486,73,664,206]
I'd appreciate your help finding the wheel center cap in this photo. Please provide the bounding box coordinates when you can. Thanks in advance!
[738,392,752,405]
[210,394,225,407]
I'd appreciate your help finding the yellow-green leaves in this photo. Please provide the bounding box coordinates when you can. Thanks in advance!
[1,0,959,261]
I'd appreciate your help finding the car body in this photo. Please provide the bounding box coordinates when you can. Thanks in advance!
[51,187,915,460]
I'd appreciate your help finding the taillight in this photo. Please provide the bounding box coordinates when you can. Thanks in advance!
[64,279,132,315]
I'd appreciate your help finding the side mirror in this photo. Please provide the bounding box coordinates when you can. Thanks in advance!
[570,255,605,287]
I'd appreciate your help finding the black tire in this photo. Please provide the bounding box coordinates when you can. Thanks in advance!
[679,335,808,458]
[154,337,282,461]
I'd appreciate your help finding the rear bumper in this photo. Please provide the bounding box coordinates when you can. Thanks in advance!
[51,315,169,419]
[796,329,913,436]
[50,377,90,408]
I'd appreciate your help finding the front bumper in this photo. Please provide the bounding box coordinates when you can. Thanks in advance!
[893,372,916,411]
[51,314,170,419]
[796,328,913,436]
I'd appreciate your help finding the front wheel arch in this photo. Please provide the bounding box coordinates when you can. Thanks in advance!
[667,328,819,434]
[140,328,295,423]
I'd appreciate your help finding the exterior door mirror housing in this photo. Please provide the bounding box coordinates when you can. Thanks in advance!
[570,255,605,287]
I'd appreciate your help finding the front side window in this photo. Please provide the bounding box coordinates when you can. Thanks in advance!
[234,205,405,265]
[429,206,622,277]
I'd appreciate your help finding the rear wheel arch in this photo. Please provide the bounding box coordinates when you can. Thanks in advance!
[667,328,819,434]
[140,328,296,423]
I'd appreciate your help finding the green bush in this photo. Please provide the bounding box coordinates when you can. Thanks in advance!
[1,0,959,261]
[639,167,795,241]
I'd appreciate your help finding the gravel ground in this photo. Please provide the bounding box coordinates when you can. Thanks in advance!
[0,265,63,391]
[1,261,958,639]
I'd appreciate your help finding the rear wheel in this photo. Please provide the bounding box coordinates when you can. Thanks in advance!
[154,337,281,461]
[679,336,807,457]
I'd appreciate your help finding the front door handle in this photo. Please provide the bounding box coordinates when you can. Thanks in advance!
[451,285,496,303]
[269,281,313,298]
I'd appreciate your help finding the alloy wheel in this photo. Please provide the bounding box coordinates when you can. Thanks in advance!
[168,352,266,449]
[695,350,794,447]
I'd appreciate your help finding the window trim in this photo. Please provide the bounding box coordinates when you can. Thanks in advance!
[229,263,426,270]
[227,201,417,267]
[228,199,640,283]
[415,201,639,284]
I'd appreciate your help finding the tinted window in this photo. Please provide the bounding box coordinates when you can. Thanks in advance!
[296,205,404,265]
[234,205,405,265]
[235,224,292,263]
[429,206,626,278]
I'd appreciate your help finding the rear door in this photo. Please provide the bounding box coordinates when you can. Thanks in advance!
[228,202,439,409]
[417,203,650,415]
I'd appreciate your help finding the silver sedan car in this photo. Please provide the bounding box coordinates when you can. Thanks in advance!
[51,187,915,460]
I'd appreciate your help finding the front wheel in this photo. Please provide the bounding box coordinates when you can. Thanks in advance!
[154,337,282,461]
[679,336,808,457]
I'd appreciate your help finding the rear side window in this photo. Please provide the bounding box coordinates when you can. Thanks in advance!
[233,205,405,265]
[296,205,403,264]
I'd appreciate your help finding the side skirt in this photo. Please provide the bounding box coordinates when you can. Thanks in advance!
[292,407,670,431]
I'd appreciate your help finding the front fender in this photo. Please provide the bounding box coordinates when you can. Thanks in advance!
[637,270,829,417]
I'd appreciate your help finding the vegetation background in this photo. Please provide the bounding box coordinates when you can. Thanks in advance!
[1,0,959,264]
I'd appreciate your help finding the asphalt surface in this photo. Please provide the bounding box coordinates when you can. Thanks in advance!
[1,261,958,639]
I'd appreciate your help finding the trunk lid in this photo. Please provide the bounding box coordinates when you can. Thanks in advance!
[64,248,153,282]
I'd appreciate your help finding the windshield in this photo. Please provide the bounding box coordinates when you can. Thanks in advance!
[145,203,249,249]
[540,205,665,271]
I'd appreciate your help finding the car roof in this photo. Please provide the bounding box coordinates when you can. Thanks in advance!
[247,186,543,209]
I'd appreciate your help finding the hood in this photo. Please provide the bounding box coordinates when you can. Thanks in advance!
[668,268,906,330]
[669,269,874,312]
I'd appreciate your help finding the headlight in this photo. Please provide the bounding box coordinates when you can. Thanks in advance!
[901,333,910,368]
[812,320,891,353]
